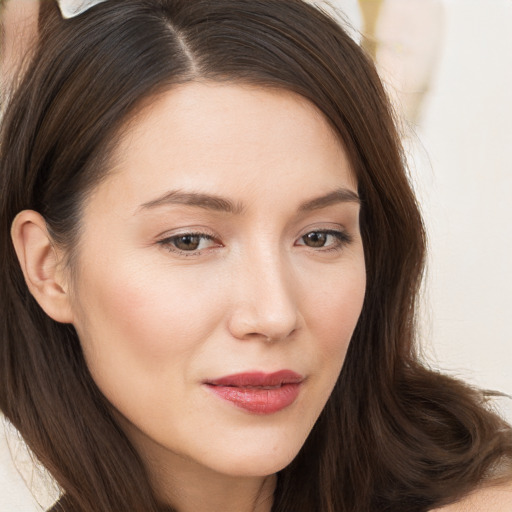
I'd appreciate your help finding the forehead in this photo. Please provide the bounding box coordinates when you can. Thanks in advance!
[95,82,356,213]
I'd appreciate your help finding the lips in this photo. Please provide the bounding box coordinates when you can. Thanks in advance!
[204,370,304,414]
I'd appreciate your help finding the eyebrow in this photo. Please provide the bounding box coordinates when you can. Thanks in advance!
[298,188,360,212]
[138,187,360,215]
[138,190,245,215]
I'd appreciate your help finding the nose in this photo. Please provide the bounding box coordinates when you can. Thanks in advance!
[227,248,300,343]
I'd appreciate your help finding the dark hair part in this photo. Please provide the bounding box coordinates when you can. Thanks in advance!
[1,1,511,511]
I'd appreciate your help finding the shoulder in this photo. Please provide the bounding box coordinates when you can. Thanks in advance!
[430,480,512,512]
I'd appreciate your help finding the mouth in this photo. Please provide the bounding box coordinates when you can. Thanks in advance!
[203,370,304,414]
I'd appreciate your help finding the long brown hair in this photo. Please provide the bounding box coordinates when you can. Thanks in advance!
[1,1,511,511]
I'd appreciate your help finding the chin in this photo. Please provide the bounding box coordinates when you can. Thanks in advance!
[201,437,305,478]
[213,457,295,478]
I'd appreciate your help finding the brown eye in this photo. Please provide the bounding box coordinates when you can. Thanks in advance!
[159,233,217,254]
[302,232,328,248]
[297,230,352,252]
[173,235,202,251]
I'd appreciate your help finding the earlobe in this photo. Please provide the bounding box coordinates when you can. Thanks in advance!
[11,210,74,324]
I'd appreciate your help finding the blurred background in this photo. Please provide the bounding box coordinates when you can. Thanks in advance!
[1,0,512,509]
[322,0,512,410]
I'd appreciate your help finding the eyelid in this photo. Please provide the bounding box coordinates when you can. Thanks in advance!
[156,229,221,256]
[155,224,219,243]
[155,224,353,257]
[295,222,349,239]
[295,227,353,251]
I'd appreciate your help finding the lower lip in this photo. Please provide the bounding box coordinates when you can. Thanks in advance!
[205,383,302,414]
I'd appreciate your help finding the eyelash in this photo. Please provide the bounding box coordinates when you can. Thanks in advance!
[296,230,353,253]
[157,229,352,257]
[157,232,219,257]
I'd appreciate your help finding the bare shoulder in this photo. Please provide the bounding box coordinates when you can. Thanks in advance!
[430,480,512,512]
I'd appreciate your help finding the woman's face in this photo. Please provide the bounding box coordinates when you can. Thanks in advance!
[69,83,366,479]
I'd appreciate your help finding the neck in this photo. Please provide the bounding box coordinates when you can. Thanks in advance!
[116,411,278,512]
[121,421,276,512]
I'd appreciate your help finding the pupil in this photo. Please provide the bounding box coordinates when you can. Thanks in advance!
[176,235,200,251]
[305,232,327,247]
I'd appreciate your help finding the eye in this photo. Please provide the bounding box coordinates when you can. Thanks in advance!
[297,230,352,251]
[158,232,218,254]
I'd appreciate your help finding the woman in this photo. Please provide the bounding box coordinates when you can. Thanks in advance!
[1,1,511,511]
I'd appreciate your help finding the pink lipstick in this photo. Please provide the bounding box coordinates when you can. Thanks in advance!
[204,370,303,414]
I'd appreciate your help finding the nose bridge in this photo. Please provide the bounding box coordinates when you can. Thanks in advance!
[228,241,299,342]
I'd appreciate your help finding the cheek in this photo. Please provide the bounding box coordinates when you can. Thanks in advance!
[72,256,226,376]
[303,258,366,362]
[287,256,366,430]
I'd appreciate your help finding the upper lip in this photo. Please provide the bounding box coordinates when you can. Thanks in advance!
[204,370,304,387]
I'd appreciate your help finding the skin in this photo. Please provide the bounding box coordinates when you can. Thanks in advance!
[431,480,512,512]
[13,82,367,511]
[11,82,511,511]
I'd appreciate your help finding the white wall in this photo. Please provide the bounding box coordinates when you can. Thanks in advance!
[331,0,512,416]
[412,1,512,413]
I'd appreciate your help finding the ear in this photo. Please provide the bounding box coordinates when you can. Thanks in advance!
[11,210,74,324]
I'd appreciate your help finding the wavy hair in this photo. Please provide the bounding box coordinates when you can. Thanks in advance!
[1,1,511,511]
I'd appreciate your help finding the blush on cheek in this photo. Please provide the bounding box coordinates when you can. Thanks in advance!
[86,269,222,363]
[310,282,364,354]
